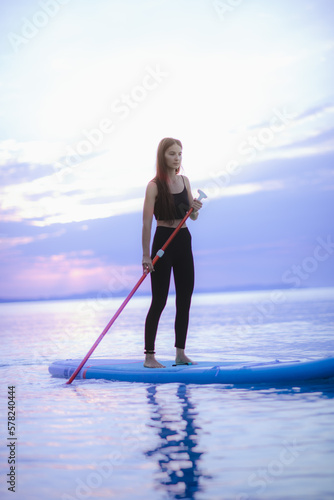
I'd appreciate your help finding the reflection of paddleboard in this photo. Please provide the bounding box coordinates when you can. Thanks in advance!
[49,357,334,385]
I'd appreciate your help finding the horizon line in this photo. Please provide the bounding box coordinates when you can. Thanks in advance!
[1,283,333,304]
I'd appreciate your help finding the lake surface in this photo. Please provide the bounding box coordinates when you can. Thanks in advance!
[1,287,334,499]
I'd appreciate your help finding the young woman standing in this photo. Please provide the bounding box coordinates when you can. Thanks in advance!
[142,138,203,368]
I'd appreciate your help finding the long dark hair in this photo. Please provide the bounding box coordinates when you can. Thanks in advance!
[154,137,182,223]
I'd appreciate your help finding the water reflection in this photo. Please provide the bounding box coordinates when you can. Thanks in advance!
[144,384,210,499]
[142,379,334,499]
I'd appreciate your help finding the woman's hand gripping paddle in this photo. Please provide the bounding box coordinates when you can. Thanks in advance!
[66,189,207,384]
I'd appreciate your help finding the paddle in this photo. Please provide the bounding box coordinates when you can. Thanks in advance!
[66,189,207,384]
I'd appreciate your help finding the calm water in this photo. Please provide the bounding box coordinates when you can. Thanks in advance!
[0,288,334,500]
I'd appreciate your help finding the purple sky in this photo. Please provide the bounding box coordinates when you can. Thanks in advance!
[0,0,333,300]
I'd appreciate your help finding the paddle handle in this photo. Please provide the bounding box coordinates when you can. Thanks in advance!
[197,189,207,202]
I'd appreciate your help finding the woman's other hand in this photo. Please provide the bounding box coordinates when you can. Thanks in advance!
[192,198,203,212]
[142,257,154,274]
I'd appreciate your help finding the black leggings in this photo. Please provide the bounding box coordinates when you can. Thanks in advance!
[145,227,194,351]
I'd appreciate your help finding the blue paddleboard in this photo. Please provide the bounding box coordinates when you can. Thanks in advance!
[49,357,334,385]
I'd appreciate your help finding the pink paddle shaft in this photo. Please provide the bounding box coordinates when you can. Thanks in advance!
[66,189,207,384]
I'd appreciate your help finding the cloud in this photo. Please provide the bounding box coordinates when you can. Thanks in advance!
[203,180,285,201]
[0,141,146,224]
[1,0,334,300]
[1,153,333,301]
[0,228,66,251]
[294,102,334,122]
[0,139,64,167]
[276,122,334,152]
[0,211,142,261]
[0,235,34,249]
[0,249,144,300]
[1,116,333,230]
[232,102,334,166]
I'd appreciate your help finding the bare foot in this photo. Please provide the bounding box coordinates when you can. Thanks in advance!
[175,348,197,365]
[143,354,165,368]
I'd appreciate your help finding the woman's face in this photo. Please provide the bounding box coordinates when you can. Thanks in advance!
[164,143,182,170]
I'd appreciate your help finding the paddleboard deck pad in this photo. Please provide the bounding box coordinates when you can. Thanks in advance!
[49,357,334,385]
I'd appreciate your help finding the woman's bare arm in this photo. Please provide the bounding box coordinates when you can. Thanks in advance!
[142,181,157,272]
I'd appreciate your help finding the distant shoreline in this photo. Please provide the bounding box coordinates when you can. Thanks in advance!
[1,284,330,304]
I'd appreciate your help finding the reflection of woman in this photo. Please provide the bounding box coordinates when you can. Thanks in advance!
[145,384,206,498]
[142,138,203,368]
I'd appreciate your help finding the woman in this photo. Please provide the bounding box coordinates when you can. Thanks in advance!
[142,137,203,368]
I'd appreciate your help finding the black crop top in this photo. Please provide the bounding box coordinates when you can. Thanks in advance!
[154,176,190,220]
